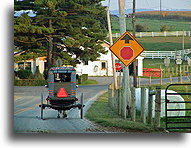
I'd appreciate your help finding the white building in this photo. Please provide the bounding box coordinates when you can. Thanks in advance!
[75,41,144,76]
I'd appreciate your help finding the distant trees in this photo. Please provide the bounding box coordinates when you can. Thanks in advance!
[136,24,149,32]
[14,0,107,68]
[160,25,174,32]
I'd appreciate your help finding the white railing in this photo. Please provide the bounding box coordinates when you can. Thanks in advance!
[140,49,191,59]
[111,31,191,38]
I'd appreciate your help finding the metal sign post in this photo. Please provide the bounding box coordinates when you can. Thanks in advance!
[176,55,182,83]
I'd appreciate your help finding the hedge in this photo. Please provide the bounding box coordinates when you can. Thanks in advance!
[78,74,88,84]
[14,79,48,86]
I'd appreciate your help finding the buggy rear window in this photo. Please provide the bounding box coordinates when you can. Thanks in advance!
[54,73,71,82]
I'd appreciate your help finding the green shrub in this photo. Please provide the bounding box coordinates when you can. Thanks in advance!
[14,79,47,86]
[33,66,44,80]
[136,24,149,32]
[43,69,49,80]
[17,69,33,79]
[160,25,167,32]
[78,74,88,84]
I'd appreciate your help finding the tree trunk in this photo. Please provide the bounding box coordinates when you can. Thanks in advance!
[47,19,53,70]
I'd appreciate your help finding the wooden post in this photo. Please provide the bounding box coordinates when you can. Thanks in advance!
[170,73,172,84]
[138,76,140,87]
[148,87,153,125]
[118,88,122,115]
[106,7,118,89]
[160,66,162,85]
[154,86,161,129]
[141,87,146,124]
[149,75,152,86]
[131,87,136,121]
[180,65,182,83]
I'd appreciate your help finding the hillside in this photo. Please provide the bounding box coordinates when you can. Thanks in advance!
[134,11,191,21]
[111,11,191,33]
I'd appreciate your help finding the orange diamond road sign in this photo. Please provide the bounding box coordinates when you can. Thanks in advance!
[109,31,145,67]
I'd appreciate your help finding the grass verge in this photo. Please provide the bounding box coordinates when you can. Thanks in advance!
[85,92,157,133]
[79,79,98,85]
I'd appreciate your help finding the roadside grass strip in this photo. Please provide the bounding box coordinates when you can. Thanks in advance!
[85,93,155,133]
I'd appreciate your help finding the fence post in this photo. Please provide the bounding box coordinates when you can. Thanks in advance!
[148,87,153,125]
[108,86,111,107]
[160,66,162,85]
[118,88,122,115]
[149,75,152,86]
[141,87,146,124]
[131,87,136,121]
[154,86,161,129]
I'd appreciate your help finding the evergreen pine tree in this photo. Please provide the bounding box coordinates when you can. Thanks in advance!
[14,0,107,68]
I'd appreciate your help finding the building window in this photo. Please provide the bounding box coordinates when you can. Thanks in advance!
[84,61,88,65]
[25,62,31,70]
[18,62,24,70]
[101,62,106,70]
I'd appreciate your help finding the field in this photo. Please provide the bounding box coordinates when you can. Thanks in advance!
[137,36,191,51]
[111,14,191,33]
[112,36,191,51]
[135,11,191,20]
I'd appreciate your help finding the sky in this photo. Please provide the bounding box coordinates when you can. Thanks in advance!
[101,0,191,10]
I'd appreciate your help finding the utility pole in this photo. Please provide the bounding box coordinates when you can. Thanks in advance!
[132,0,138,87]
[160,0,162,16]
[118,0,130,119]
[106,7,118,89]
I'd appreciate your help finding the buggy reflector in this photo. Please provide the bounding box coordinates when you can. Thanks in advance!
[57,88,68,98]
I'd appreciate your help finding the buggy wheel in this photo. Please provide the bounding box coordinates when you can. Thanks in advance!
[40,93,44,120]
[80,93,84,119]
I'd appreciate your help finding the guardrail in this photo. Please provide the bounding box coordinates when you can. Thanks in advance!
[140,49,191,59]
[111,31,191,38]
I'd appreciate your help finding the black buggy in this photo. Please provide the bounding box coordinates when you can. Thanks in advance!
[39,67,84,119]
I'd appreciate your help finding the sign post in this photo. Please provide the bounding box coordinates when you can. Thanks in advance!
[176,55,182,83]
[109,31,145,119]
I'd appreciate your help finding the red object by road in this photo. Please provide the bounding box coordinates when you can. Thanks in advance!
[143,68,162,77]
[57,88,68,98]
[115,63,122,71]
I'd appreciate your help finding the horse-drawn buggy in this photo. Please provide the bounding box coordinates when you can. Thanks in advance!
[39,67,84,119]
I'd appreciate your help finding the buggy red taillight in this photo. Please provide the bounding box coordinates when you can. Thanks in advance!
[46,98,50,101]
[75,98,78,101]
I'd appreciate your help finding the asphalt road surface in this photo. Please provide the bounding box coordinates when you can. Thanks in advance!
[14,85,108,133]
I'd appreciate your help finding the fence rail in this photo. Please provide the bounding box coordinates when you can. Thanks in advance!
[140,49,191,59]
[111,31,191,38]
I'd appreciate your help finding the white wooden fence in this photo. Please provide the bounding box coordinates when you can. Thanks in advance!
[140,49,191,59]
[111,31,191,38]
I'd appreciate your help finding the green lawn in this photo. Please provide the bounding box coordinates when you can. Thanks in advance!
[85,93,156,133]
[112,36,191,51]
[137,36,191,51]
[111,16,191,33]
[79,79,98,85]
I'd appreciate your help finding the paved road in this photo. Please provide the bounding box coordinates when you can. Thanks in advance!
[14,85,108,133]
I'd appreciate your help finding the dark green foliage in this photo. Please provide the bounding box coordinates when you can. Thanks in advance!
[136,24,149,32]
[43,69,49,80]
[14,79,47,86]
[33,66,44,80]
[160,25,167,32]
[78,74,88,84]
[14,0,107,67]
[17,69,33,79]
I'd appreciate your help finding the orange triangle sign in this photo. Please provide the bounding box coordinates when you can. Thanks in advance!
[57,88,68,98]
